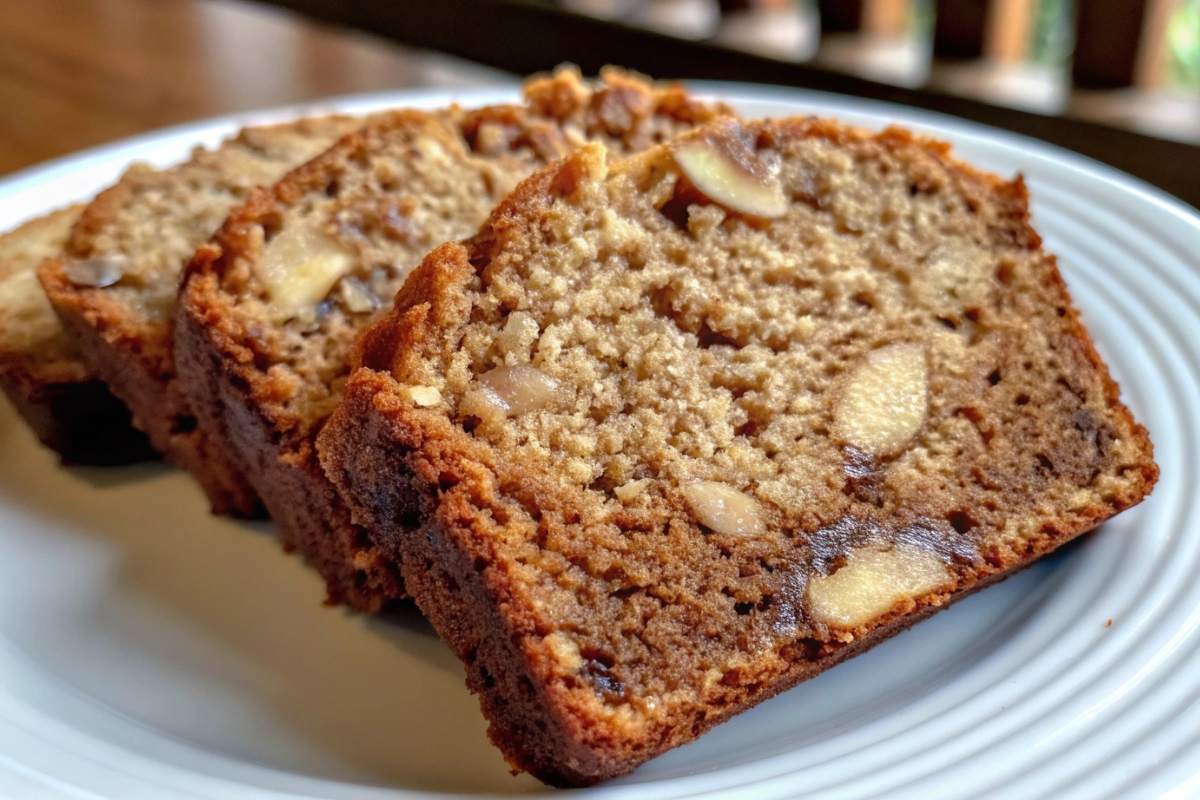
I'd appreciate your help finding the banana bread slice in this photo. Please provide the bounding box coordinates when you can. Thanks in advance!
[0,207,155,464]
[39,115,364,514]
[318,119,1158,785]
[175,69,724,610]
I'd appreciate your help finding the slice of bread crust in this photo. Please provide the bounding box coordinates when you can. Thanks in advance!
[0,207,155,464]
[175,68,727,610]
[39,115,365,514]
[318,119,1158,784]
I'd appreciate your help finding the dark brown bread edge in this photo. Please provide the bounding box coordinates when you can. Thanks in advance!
[39,257,263,516]
[320,129,1157,784]
[172,73,727,608]
[171,118,440,609]
[0,206,155,465]
[0,364,156,465]
[175,260,404,611]
[323,369,1089,784]
[322,238,1156,785]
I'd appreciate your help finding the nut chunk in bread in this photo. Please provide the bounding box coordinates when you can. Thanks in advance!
[39,115,364,515]
[174,68,726,610]
[318,118,1158,785]
[0,207,154,464]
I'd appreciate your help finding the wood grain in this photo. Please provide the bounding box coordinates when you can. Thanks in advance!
[0,0,507,177]
[3,0,1198,208]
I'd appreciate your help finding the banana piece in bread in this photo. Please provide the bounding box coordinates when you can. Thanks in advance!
[174,68,726,609]
[318,118,1157,784]
[39,115,364,514]
[0,207,154,464]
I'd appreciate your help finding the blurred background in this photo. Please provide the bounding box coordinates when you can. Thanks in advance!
[3,0,1198,203]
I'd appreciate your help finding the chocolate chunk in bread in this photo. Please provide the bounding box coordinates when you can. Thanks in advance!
[318,118,1157,785]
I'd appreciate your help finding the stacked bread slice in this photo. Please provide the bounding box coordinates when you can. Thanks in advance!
[317,119,1157,783]
[0,206,154,464]
[0,68,722,608]
[173,69,723,610]
[38,115,365,515]
[0,70,1157,786]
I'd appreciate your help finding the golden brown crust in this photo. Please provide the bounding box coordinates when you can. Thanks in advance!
[174,69,724,608]
[175,259,404,608]
[41,255,260,513]
[0,206,153,464]
[175,111,490,608]
[319,118,1157,784]
[38,115,364,515]
[325,367,1086,781]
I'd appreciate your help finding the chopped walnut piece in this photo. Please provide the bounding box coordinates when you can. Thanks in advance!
[682,481,767,537]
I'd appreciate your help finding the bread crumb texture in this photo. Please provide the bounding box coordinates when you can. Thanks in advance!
[188,67,725,440]
[0,207,85,375]
[56,117,364,326]
[323,117,1157,783]
[0,207,155,465]
[176,67,723,607]
[35,115,366,510]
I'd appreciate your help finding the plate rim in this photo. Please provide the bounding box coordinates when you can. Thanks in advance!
[0,81,1195,800]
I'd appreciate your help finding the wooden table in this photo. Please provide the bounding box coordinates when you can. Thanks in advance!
[0,0,508,177]
[3,0,1200,212]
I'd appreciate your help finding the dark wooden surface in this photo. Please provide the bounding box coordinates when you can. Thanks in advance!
[2,0,1198,211]
[257,0,1200,210]
[0,0,506,178]
[933,0,989,60]
[818,0,866,33]
[1073,0,1151,89]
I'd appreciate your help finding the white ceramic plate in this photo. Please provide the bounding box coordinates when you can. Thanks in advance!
[0,84,1194,800]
